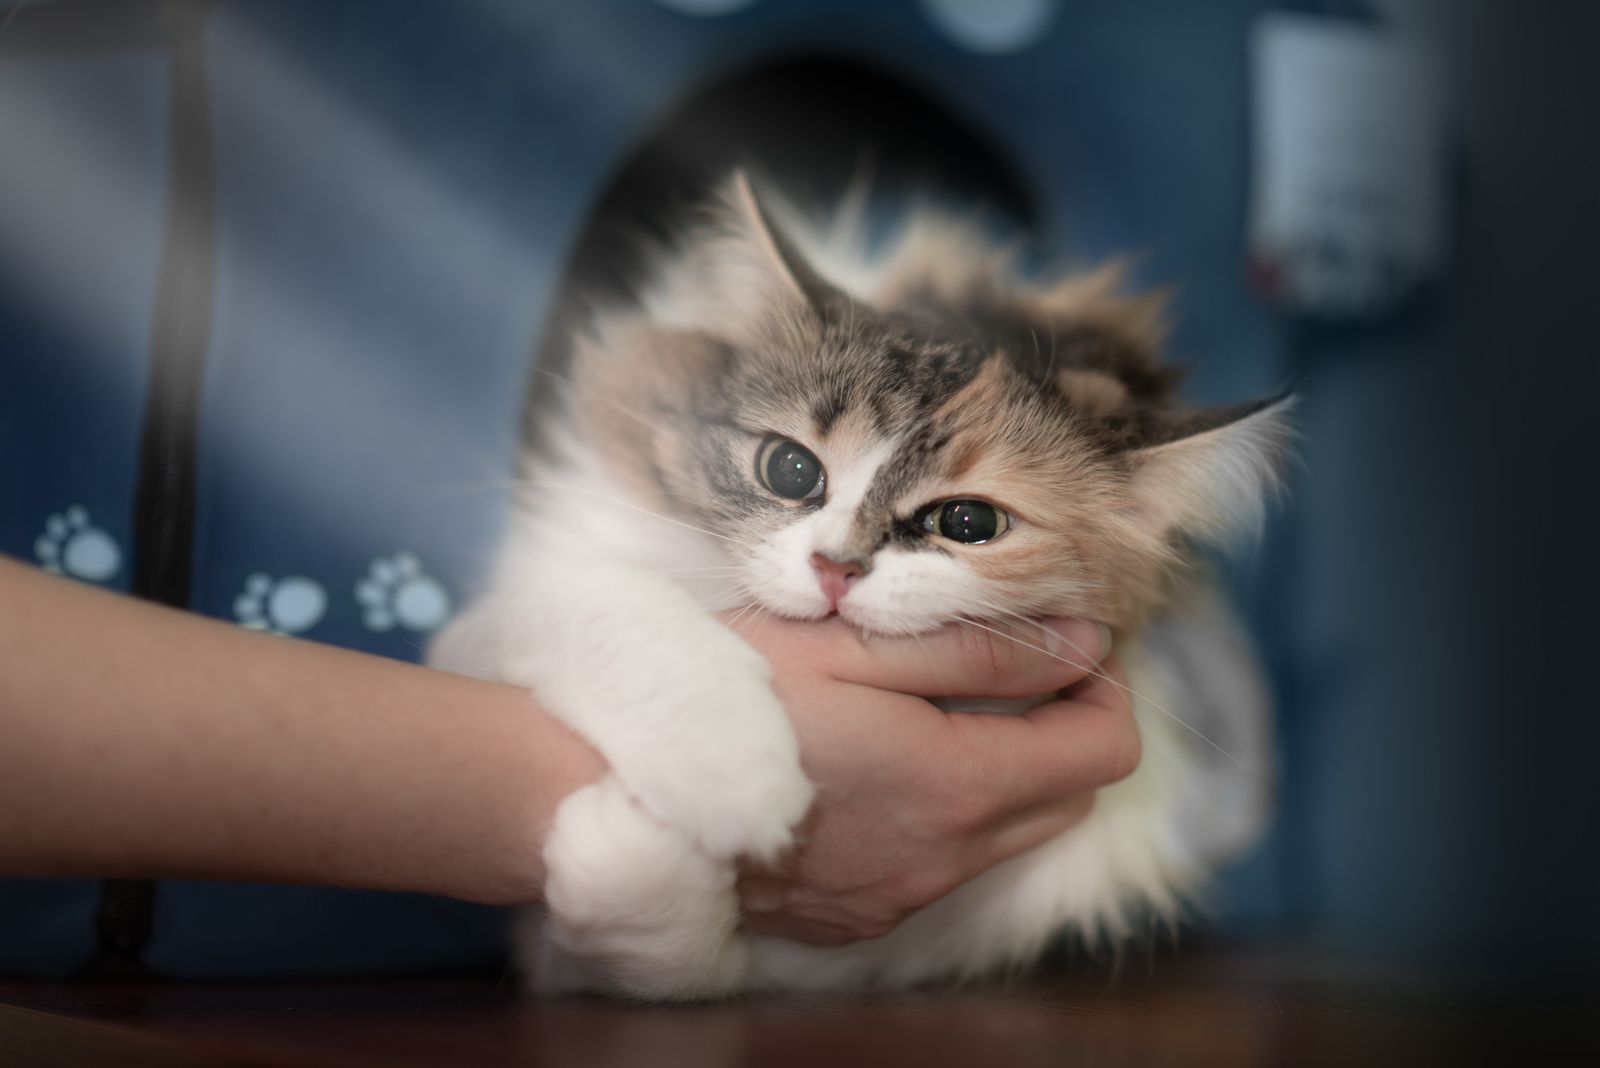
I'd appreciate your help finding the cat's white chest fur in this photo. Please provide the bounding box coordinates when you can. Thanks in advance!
[430,173,1286,999]
[432,456,1195,999]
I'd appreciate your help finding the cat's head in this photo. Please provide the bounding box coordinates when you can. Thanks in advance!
[566,174,1291,635]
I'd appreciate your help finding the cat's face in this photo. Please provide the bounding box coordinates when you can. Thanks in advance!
[666,325,1151,636]
[566,175,1288,635]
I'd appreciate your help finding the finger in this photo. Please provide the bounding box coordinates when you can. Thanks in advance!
[825,617,1111,699]
[1056,655,1132,715]
[1012,661,1141,792]
[939,661,1140,810]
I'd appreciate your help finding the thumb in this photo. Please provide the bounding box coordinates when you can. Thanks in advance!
[825,617,1111,699]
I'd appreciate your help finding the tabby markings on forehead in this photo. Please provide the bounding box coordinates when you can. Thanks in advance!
[812,388,850,436]
[824,417,962,558]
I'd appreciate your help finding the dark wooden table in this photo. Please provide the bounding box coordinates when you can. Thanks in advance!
[0,944,1591,1066]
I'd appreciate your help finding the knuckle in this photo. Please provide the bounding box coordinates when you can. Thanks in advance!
[921,756,992,837]
[937,784,994,838]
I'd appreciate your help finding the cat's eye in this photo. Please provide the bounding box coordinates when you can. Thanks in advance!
[756,436,825,500]
[922,499,1010,544]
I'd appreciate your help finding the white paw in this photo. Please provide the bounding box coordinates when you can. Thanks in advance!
[499,565,815,863]
[356,551,451,632]
[540,777,748,1000]
[517,631,814,864]
[34,505,121,582]
[233,572,327,635]
[622,660,815,863]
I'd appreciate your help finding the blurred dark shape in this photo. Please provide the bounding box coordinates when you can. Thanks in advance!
[530,54,1038,428]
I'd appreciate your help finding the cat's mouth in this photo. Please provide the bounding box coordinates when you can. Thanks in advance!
[829,598,949,639]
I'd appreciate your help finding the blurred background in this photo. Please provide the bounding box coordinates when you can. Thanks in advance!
[1,0,1595,990]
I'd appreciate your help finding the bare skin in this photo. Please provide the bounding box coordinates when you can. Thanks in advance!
[0,557,601,906]
[730,615,1133,944]
[0,557,1135,945]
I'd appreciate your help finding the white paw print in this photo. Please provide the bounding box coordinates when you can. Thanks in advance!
[35,505,122,582]
[234,573,328,635]
[356,551,450,633]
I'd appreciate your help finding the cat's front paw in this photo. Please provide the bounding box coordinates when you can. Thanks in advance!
[621,637,815,862]
[538,776,750,1000]
[501,565,815,863]
[631,733,815,863]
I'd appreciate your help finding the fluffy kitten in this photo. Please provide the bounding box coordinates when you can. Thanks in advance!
[430,173,1290,999]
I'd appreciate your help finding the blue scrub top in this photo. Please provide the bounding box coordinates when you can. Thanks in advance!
[0,0,1282,977]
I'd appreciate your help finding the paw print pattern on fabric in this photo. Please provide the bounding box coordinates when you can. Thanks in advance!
[34,505,122,582]
[234,573,328,636]
[356,551,451,633]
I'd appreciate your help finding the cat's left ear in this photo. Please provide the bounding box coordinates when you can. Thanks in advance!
[1124,393,1296,547]
[726,171,849,314]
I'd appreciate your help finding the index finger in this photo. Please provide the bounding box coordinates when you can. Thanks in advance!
[936,655,1141,815]
[825,617,1112,699]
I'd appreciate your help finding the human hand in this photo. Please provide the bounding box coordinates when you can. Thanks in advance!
[721,614,1138,946]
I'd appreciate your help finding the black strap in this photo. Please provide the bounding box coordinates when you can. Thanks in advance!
[13,0,221,978]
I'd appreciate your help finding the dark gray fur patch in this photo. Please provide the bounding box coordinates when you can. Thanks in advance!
[812,387,849,435]
[652,237,1275,562]
[898,285,1179,404]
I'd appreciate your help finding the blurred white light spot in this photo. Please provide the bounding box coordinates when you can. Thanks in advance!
[654,0,760,16]
[34,505,121,582]
[919,0,1056,54]
[235,572,327,635]
[356,551,451,633]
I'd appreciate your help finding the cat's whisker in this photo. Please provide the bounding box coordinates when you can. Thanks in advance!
[954,617,1246,770]
[512,479,739,544]
[500,460,708,513]
[530,365,677,440]
[981,604,1045,631]
[420,477,539,501]
[736,601,775,645]
[723,601,761,632]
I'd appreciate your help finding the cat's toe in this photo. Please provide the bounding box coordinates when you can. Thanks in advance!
[624,711,815,861]
[540,777,751,999]
[674,755,815,862]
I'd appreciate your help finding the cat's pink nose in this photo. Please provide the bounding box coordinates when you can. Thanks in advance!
[810,553,866,611]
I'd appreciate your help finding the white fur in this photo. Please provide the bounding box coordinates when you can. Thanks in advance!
[432,435,815,998]
[426,189,1274,998]
[539,778,746,999]
[743,438,899,620]
[737,436,999,638]
[828,548,994,638]
[432,444,1205,996]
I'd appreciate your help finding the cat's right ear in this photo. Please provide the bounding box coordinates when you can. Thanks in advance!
[723,171,849,315]
[645,173,846,336]
[1123,393,1296,549]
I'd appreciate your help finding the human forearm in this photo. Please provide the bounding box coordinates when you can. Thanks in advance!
[0,557,604,905]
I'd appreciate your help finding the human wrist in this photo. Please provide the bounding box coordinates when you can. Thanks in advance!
[452,681,608,907]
